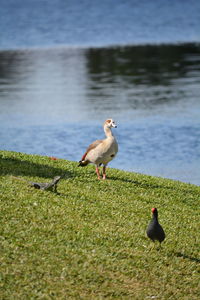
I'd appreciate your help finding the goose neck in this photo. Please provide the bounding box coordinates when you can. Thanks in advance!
[104,126,113,138]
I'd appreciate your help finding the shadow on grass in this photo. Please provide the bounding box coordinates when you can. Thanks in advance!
[175,252,200,263]
[109,175,170,190]
[0,155,75,179]
[109,175,198,193]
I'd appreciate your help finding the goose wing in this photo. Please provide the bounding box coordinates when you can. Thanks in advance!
[81,139,103,161]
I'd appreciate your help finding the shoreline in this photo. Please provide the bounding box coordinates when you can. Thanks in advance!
[0,41,200,54]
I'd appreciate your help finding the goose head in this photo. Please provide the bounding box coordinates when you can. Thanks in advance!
[104,119,117,128]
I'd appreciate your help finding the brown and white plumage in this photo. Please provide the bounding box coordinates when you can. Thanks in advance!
[78,119,118,179]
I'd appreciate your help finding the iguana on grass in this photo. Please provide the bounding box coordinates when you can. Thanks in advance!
[12,176,61,192]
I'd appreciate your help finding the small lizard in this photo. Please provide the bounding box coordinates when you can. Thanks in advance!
[12,176,61,192]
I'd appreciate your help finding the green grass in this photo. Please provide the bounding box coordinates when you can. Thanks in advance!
[0,150,200,299]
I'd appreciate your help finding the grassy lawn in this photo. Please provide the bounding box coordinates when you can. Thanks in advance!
[0,150,200,299]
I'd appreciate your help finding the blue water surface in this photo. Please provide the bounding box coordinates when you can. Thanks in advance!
[1,0,200,49]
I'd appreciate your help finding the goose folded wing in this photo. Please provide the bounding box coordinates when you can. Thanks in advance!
[81,139,103,161]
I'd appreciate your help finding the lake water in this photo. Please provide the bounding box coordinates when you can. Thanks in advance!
[1,0,200,49]
[0,1,200,185]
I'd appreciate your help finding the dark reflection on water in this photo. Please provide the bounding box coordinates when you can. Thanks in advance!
[86,45,197,84]
[85,45,200,114]
[0,44,200,185]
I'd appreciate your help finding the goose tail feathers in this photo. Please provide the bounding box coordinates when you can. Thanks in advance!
[78,160,89,167]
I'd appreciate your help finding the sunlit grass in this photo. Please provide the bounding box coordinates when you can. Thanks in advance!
[0,150,200,299]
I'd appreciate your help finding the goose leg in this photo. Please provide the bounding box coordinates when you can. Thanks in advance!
[102,165,106,180]
[95,166,101,180]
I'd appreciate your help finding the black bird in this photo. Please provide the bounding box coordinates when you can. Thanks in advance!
[146,208,165,245]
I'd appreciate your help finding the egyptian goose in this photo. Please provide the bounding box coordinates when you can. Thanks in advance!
[78,119,118,179]
[146,208,166,245]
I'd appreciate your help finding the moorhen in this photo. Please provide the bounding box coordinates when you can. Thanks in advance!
[146,208,165,245]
